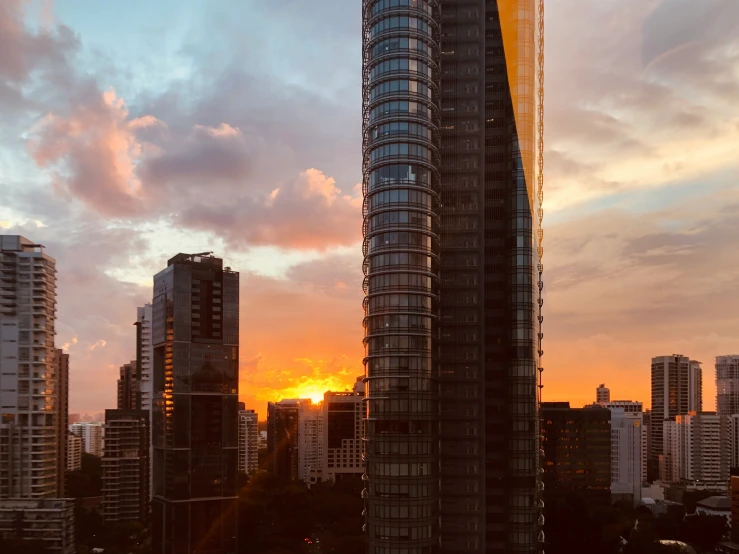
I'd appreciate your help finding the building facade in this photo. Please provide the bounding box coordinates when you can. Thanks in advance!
[0,236,58,499]
[597,384,610,403]
[361,2,541,552]
[66,433,82,471]
[267,399,301,481]
[609,408,644,504]
[650,355,703,467]
[599,400,643,413]
[102,409,149,524]
[266,398,323,485]
[54,349,69,497]
[238,409,259,476]
[151,253,239,554]
[70,422,104,458]
[136,304,154,413]
[662,412,727,484]
[0,498,75,554]
[717,355,739,416]
[541,403,611,552]
[136,303,154,499]
[117,360,137,411]
[323,378,365,484]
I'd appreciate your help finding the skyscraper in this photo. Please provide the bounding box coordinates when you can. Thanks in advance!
[717,355,739,416]
[237,408,259,476]
[267,399,301,481]
[597,383,610,403]
[135,303,154,499]
[266,398,322,484]
[102,409,150,524]
[54,349,69,497]
[361,2,541,552]
[151,253,239,554]
[0,236,58,499]
[69,422,104,457]
[650,355,702,467]
[609,408,644,505]
[117,360,137,410]
[323,378,365,484]
[662,412,726,484]
[540,403,611,552]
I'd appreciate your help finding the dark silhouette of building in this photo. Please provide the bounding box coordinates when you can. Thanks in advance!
[540,402,611,507]
[54,349,69,497]
[540,402,611,553]
[102,409,150,524]
[117,360,137,411]
[361,1,541,552]
[267,400,301,481]
[151,253,239,554]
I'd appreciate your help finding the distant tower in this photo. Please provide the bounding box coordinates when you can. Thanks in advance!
[716,355,739,416]
[650,354,702,467]
[597,384,611,403]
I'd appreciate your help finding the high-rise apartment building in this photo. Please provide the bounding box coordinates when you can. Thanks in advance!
[267,399,301,481]
[117,360,137,411]
[151,253,239,554]
[67,433,82,471]
[298,401,323,486]
[136,304,154,412]
[266,398,323,485]
[609,408,645,505]
[730,415,739,471]
[662,412,727,484]
[54,349,69,497]
[135,303,154,499]
[361,2,541,552]
[0,236,58,499]
[323,378,365,484]
[597,383,610,403]
[541,403,611,552]
[70,422,104,457]
[650,355,702,467]
[238,408,259,476]
[102,409,150,524]
[717,356,739,416]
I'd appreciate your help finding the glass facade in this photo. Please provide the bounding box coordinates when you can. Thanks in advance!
[362,1,540,553]
[362,0,441,552]
[151,254,239,554]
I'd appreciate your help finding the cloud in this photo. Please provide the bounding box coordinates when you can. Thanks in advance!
[27,88,148,216]
[179,168,362,250]
[138,123,250,190]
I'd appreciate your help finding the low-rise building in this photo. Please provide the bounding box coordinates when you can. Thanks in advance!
[0,498,75,554]
[695,496,731,523]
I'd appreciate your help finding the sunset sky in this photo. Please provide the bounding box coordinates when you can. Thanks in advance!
[1,0,738,417]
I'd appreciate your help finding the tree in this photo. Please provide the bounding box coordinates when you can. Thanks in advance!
[0,537,50,554]
[680,514,726,552]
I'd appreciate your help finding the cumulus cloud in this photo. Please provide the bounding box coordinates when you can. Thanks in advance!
[27,88,149,216]
[179,168,362,249]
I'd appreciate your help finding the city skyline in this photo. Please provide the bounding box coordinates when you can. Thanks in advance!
[1,0,739,420]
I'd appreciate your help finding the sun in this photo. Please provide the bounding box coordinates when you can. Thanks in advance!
[293,385,326,404]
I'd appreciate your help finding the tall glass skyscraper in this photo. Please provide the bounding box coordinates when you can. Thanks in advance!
[151,254,239,554]
[362,2,541,553]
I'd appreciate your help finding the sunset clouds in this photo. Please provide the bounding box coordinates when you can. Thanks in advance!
[1,0,738,415]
